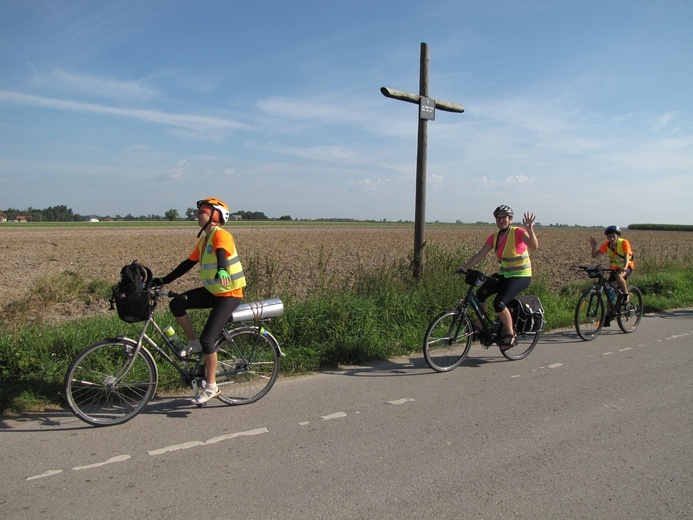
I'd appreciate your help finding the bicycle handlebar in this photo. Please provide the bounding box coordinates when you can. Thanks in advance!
[455,268,493,286]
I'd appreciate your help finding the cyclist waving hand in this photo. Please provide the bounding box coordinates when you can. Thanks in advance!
[589,225,634,298]
[458,205,539,349]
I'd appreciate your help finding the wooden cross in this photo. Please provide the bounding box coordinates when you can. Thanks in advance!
[381,42,464,279]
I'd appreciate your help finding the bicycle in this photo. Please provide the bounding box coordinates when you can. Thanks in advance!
[574,265,644,341]
[64,287,284,426]
[423,269,545,372]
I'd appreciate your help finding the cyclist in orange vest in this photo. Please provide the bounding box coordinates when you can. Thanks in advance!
[156,197,246,404]
[458,205,539,349]
[590,225,634,298]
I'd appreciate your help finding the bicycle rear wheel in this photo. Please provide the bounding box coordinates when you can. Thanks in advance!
[574,291,605,341]
[64,339,158,426]
[215,326,280,405]
[501,330,540,360]
[423,310,473,372]
[617,286,644,333]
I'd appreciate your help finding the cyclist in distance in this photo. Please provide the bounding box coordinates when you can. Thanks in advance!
[457,205,539,349]
[155,197,246,404]
[589,225,634,299]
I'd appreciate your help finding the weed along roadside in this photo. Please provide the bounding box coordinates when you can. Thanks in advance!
[1,224,692,414]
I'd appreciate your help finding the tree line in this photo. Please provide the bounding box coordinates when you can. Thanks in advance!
[1,205,292,222]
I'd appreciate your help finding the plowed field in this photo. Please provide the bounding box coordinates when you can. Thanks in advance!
[1,224,691,324]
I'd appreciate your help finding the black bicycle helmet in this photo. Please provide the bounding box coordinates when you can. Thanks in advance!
[604,225,621,236]
[493,205,514,218]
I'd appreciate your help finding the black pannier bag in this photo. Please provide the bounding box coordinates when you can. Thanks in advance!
[510,295,546,334]
[110,262,153,323]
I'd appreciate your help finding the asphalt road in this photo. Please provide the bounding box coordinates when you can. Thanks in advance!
[1,309,691,519]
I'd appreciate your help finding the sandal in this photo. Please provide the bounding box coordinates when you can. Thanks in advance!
[500,333,517,351]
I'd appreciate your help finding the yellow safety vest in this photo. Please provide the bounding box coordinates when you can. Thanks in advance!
[494,226,532,277]
[199,227,246,295]
[607,239,632,270]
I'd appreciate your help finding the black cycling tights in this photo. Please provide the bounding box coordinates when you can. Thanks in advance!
[476,274,531,313]
[169,287,242,354]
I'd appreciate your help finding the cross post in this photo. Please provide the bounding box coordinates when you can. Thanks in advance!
[381,42,464,279]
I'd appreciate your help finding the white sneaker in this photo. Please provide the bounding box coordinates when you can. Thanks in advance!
[187,339,202,354]
[192,383,220,405]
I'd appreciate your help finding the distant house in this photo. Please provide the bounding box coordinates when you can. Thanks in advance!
[230,214,243,221]
[0,210,6,223]
[86,216,100,222]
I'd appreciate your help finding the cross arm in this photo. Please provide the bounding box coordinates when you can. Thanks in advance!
[380,87,464,113]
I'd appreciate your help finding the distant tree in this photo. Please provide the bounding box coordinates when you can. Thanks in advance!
[164,209,179,221]
[278,215,292,221]
[236,210,269,220]
[185,207,197,220]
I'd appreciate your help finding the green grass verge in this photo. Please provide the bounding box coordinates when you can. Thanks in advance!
[1,244,692,416]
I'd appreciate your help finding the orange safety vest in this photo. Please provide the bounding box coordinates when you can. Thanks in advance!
[494,226,532,277]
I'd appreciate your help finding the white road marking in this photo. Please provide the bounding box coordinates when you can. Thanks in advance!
[148,441,204,455]
[299,421,310,426]
[387,398,415,405]
[321,412,347,420]
[604,352,614,355]
[618,347,632,352]
[148,427,268,456]
[26,469,62,481]
[73,454,131,471]
[206,427,269,444]
[547,363,563,369]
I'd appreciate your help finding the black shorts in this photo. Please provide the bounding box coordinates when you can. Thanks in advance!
[170,287,242,354]
[476,273,531,313]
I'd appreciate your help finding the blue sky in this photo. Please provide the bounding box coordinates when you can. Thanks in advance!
[1,0,690,225]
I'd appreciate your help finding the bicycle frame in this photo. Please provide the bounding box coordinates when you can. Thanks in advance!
[457,279,502,347]
[585,269,623,315]
[112,291,205,388]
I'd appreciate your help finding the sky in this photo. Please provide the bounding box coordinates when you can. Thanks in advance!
[1,0,691,226]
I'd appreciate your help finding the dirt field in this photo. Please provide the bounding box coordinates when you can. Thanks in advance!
[1,224,691,323]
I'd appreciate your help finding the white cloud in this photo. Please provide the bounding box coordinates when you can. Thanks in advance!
[350,177,396,192]
[34,68,157,102]
[504,175,532,185]
[0,90,247,140]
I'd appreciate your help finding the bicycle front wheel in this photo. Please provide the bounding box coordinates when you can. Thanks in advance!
[617,286,644,333]
[64,339,158,426]
[574,291,605,341]
[423,310,473,372]
[215,326,280,405]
